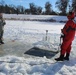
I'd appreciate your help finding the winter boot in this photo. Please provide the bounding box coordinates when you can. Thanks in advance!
[0,40,4,44]
[64,53,69,61]
[55,55,64,61]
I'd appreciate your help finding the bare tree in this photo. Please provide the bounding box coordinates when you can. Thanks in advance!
[56,0,69,15]
[0,0,5,12]
[45,1,52,15]
[72,0,76,10]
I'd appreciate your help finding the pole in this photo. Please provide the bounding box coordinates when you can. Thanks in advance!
[46,30,48,41]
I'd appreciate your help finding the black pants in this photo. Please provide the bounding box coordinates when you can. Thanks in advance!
[0,30,4,42]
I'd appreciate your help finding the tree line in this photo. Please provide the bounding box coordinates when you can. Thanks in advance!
[0,0,76,15]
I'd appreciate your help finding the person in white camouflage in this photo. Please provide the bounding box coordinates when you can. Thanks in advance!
[0,13,6,44]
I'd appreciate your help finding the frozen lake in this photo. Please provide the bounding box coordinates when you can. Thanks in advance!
[0,20,64,58]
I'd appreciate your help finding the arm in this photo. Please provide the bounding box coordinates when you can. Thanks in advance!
[61,20,76,36]
[61,21,69,35]
[2,19,6,26]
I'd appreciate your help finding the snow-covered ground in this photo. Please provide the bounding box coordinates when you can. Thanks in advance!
[0,14,76,75]
[3,14,67,22]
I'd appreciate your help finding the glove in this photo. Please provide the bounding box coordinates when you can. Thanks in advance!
[60,33,65,38]
[60,35,64,38]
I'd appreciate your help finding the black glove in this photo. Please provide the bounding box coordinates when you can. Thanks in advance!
[60,33,65,38]
[60,35,64,38]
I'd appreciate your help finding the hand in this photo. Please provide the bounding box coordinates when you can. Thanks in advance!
[60,34,65,38]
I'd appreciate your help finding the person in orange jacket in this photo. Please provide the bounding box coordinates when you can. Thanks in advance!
[55,11,76,61]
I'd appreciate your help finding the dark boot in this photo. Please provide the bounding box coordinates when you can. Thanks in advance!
[64,53,69,61]
[1,41,4,44]
[0,40,4,44]
[55,54,64,61]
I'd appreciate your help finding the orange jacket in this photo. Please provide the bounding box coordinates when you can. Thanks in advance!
[62,19,76,41]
